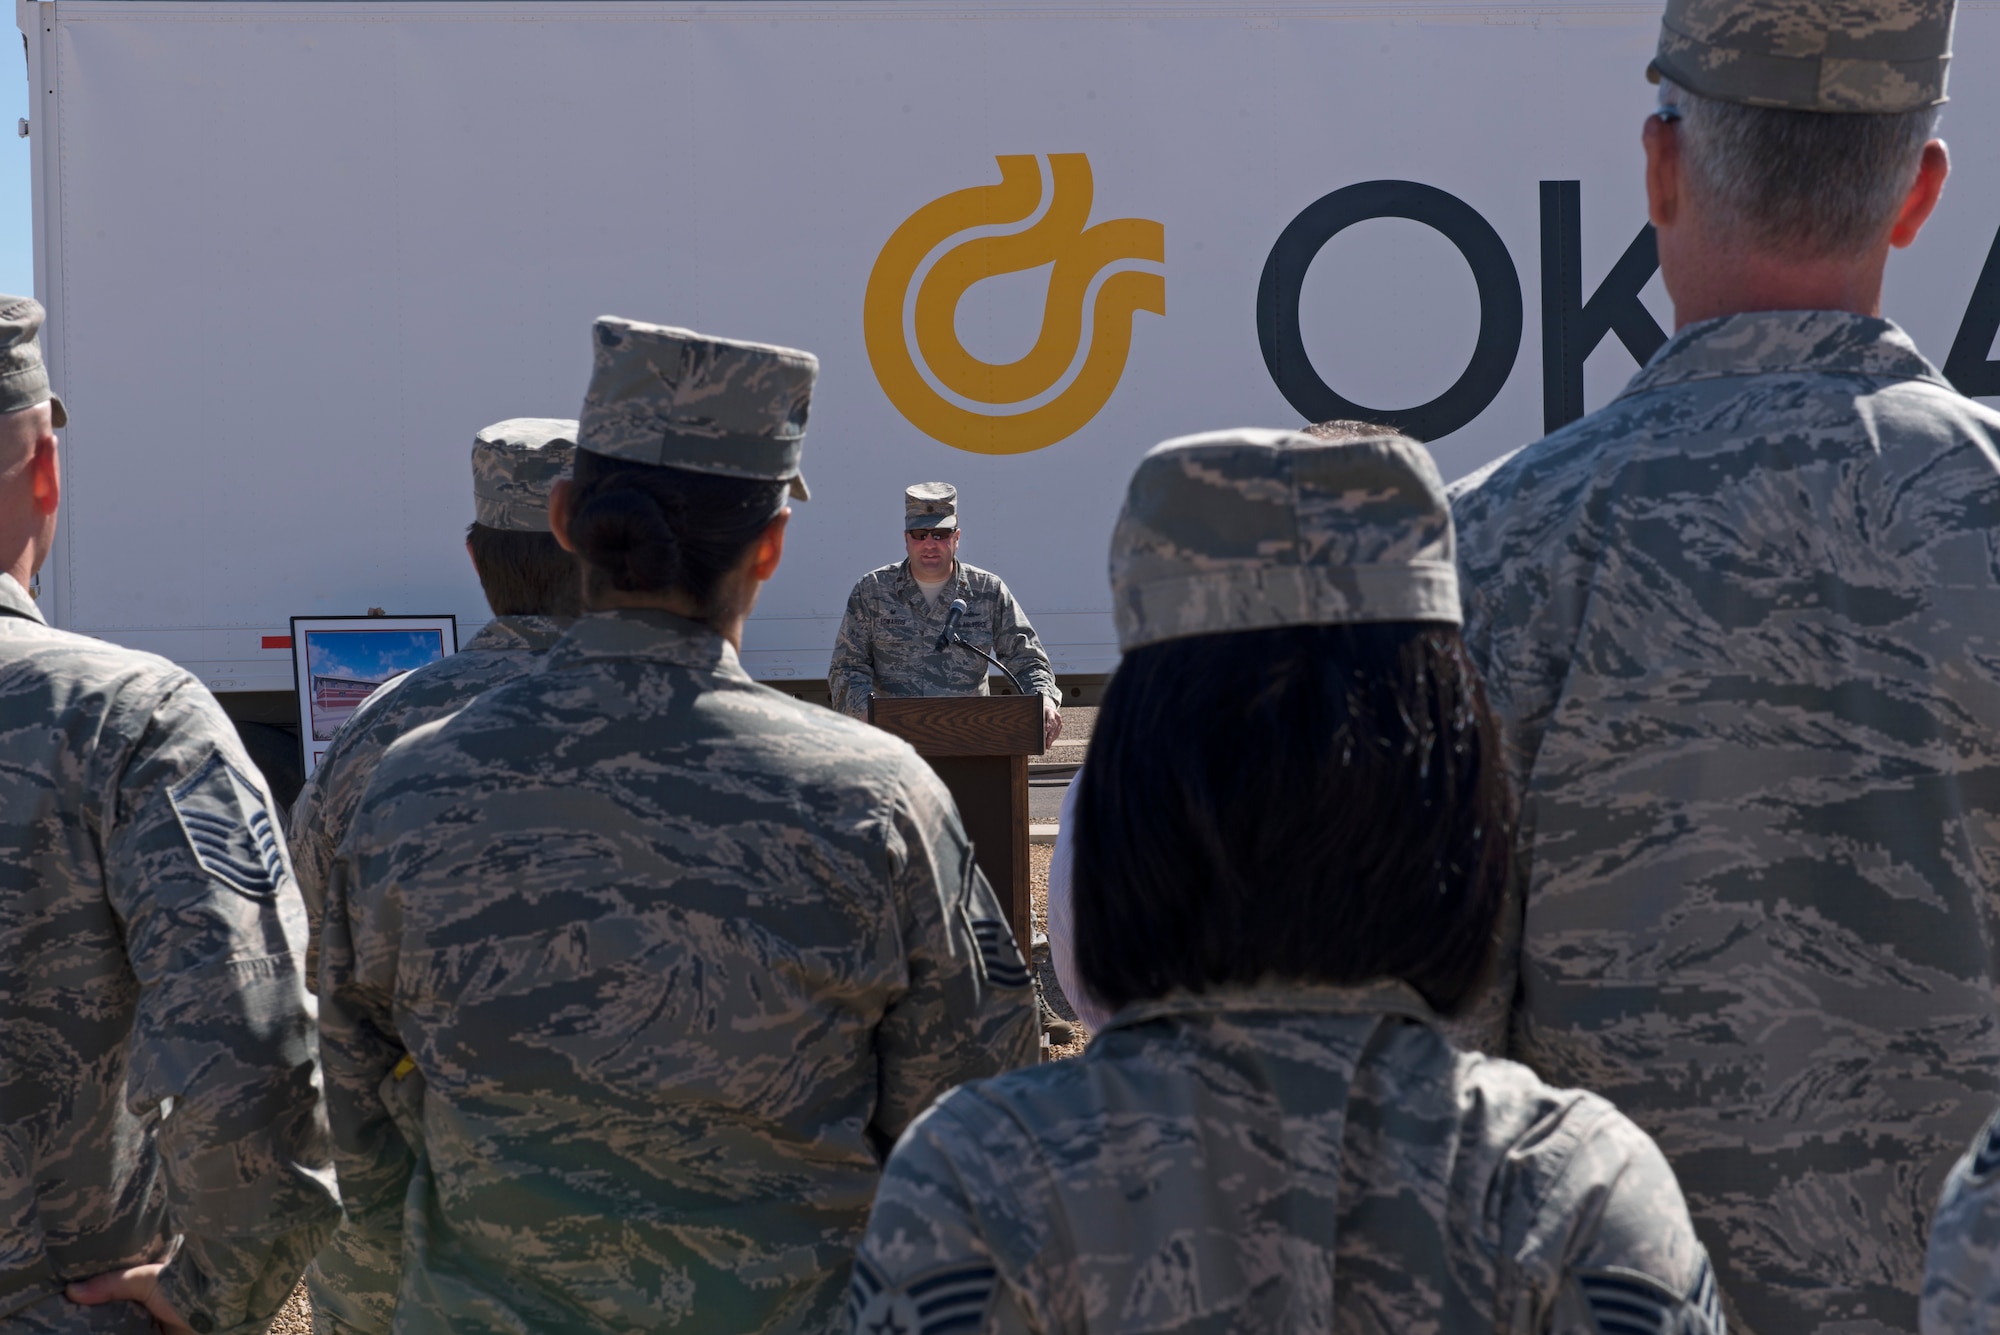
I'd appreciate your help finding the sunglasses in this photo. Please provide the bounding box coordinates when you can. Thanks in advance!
[906,529,956,543]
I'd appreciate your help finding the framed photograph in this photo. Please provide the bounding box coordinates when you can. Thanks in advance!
[290,615,458,778]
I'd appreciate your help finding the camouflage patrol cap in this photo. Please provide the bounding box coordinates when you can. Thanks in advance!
[1110,428,1459,653]
[471,418,575,532]
[578,317,816,500]
[905,482,959,531]
[1648,0,1954,112]
[0,295,65,427]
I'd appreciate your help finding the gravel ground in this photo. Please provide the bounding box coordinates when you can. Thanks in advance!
[1031,842,1092,1061]
[273,1283,312,1333]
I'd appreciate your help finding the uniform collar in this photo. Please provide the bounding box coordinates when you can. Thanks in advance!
[463,614,573,654]
[1097,978,1437,1036]
[541,608,747,678]
[0,572,45,625]
[1619,309,1948,402]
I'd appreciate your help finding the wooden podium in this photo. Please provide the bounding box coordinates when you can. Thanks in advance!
[869,694,1042,951]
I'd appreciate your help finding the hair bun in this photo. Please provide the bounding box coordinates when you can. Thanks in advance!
[568,486,684,593]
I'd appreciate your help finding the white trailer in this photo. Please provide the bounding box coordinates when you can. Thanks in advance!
[19,0,2000,779]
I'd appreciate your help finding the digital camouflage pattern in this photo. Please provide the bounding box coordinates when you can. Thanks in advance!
[578,317,815,499]
[471,419,574,532]
[0,572,337,1334]
[829,561,1058,719]
[1649,0,1954,113]
[288,616,571,929]
[318,609,1038,1334]
[854,983,1722,1335]
[1107,427,1459,654]
[0,293,65,424]
[904,481,959,531]
[1922,1110,2000,1333]
[1450,310,2000,1335]
[289,615,569,1335]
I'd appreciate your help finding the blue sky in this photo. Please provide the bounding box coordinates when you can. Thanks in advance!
[0,61,31,298]
[305,628,447,684]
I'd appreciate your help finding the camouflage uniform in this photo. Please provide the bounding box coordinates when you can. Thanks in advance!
[0,568,340,1334]
[317,319,1037,1334]
[1452,310,2000,1335]
[290,416,579,928]
[294,418,575,1335]
[856,984,1720,1335]
[855,428,1717,1334]
[828,561,1058,718]
[0,295,337,1335]
[289,617,570,928]
[829,483,1058,719]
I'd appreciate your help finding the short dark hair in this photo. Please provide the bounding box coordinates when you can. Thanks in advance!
[563,450,787,615]
[1073,623,1514,1016]
[464,523,582,617]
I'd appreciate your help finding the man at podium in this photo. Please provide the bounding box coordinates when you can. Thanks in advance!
[831,482,1063,749]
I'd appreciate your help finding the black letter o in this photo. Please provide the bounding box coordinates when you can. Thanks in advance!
[1257,180,1522,442]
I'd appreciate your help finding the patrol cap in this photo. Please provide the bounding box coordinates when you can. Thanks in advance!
[471,418,575,532]
[0,295,65,427]
[578,317,816,500]
[1109,428,1459,654]
[905,482,959,532]
[1648,0,1954,113]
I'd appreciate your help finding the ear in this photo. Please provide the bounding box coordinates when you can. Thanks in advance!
[29,432,58,517]
[548,479,577,553]
[1889,139,1950,249]
[748,509,790,582]
[1643,112,1681,230]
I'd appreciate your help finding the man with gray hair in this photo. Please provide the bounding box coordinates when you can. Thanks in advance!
[0,294,339,1332]
[1450,1,1998,1330]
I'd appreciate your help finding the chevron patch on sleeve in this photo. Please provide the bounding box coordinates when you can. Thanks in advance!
[1578,1258,1725,1335]
[851,1255,1000,1335]
[969,917,1030,990]
[170,752,286,897]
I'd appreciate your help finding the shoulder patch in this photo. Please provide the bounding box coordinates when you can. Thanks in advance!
[169,753,286,898]
[850,1254,1000,1335]
[1579,1258,1724,1335]
[971,917,1031,990]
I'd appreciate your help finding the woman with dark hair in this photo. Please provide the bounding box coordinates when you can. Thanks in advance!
[850,429,1722,1334]
[316,319,1037,1334]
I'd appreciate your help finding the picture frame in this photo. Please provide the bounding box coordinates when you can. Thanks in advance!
[290,615,458,779]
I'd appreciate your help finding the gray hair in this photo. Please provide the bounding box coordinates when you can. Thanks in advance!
[1660,79,1939,258]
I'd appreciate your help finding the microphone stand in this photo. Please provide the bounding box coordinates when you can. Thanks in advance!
[944,632,1028,697]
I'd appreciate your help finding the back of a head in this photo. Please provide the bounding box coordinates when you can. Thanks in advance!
[1076,428,1514,1018]
[1650,0,1952,258]
[467,417,582,618]
[564,318,817,616]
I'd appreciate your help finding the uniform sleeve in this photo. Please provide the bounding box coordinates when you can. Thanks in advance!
[102,676,339,1335]
[313,815,417,1335]
[851,1100,1042,1335]
[829,581,880,720]
[1922,1109,2000,1334]
[872,764,1039,1151]
[987,581,1059,708]
[1522,1102,1724,1335]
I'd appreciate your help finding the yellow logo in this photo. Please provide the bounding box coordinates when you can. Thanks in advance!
[864,154,1165,455]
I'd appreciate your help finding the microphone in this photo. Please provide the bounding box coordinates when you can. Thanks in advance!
[934,597,968,653]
